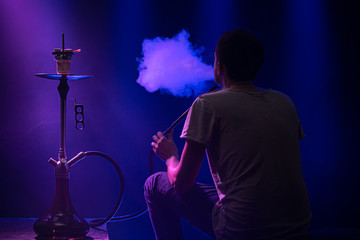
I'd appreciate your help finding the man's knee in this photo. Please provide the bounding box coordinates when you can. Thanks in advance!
[144,171,169,199]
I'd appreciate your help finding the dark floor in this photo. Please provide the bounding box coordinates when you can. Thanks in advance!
[0,218,108,240]
[3,217,360,240]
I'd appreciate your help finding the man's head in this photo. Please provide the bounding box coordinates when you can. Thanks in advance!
[214,29,264,83]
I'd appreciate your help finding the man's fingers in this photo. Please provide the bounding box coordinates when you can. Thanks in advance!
[151,130,177,161]
[157,131,164,138]
[152,135,159,142]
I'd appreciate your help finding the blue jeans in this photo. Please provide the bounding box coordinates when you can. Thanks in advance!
[144,172,219,240]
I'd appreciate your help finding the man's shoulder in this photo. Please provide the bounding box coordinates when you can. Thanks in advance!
[266,89,296,104]
[194,88,294,105]
[198,88,223,98]
[194,89,227,106]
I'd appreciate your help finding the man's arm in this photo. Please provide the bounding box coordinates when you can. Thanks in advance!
[152,130,206,194]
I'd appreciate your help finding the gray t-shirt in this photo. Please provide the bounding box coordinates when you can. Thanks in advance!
[181,88,311,239]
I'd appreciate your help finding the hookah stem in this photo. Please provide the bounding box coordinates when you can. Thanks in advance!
[60,96,66,159]
[58,76,69,160]
[60,94,65,159]
[59,34,66,159]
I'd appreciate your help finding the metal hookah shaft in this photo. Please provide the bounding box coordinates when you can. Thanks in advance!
[58,76,69,161]
[58,33,68,162]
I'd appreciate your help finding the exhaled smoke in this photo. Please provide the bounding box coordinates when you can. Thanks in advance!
[136,30,214,97]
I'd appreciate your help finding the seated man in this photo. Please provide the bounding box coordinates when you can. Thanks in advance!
[144,29,311,240]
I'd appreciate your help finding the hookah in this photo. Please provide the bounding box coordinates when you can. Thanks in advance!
[33,34,217,239]
[33,34,125,239]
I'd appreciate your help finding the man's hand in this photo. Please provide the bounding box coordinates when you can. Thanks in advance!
[151,130,179,161]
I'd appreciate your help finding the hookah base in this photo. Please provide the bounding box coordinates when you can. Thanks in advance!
[35,236,89,240]
[33,213,89,240]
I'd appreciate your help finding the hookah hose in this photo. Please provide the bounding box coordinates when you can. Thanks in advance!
[67,151,125,228]
[85,84,218,226]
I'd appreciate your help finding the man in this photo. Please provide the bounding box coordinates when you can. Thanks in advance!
[144,29,311,240]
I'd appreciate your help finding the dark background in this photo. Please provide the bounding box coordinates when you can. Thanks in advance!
[0,0,359,236]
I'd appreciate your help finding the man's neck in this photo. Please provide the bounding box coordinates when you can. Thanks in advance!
[226,80,263,92]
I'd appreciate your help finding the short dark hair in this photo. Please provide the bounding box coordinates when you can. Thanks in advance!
[215,29,264,81]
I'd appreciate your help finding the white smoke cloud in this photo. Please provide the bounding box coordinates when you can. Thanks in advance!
[136,30,214,97]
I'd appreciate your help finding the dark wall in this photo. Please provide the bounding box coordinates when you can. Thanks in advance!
[0,0,359,232]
